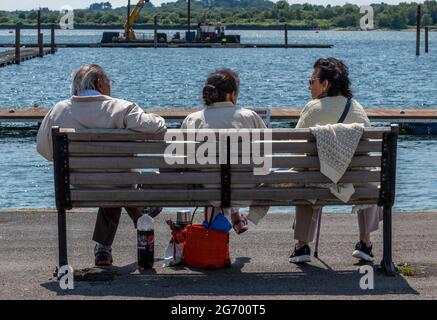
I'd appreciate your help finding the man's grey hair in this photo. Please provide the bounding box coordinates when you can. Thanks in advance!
[71,64,110,96]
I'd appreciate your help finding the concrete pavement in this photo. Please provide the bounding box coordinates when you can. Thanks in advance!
[0,209,436,300]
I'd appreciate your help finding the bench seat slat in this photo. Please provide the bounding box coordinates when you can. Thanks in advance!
[70,170,381,186]
[68,140,383,155]
[71,199,379,208]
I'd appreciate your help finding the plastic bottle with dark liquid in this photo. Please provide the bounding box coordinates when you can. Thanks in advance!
[137,214,154,269]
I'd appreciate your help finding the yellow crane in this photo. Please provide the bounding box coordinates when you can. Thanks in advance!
[124,0,149,41]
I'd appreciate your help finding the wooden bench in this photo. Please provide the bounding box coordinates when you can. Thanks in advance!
[52,125,399,275]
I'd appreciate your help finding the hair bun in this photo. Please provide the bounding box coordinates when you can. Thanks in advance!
[202,69,240,106]
[203,84,219,106]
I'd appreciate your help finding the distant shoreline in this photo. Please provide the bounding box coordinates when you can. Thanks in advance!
[0,24,322,31]
[0,24,430,32]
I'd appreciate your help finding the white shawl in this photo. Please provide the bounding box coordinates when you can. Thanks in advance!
[310,123,365,202]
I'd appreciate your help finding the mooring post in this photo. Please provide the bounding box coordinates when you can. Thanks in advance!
[416,5,421,56]
[37,9,41,36]
[187,0,191,37]
[284,24,288,48]
[154,15,158,48]
[425,26,429,53]
[38,33,44,57]
[37,8,43,57]
[127,0,131,23]
[15,24,21,65]
[51,24,56,54]
[126,0,131,40]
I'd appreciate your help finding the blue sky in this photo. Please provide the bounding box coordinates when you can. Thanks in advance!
[0,0,421,11]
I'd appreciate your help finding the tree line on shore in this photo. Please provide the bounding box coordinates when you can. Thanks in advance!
[0,0,436,30]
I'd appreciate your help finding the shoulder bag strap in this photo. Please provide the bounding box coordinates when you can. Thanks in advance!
[337,97,352,124]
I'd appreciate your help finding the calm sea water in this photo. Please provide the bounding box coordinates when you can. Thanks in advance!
[0,30,436,210]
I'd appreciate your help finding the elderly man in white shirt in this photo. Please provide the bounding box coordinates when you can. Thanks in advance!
[37,64,166,266]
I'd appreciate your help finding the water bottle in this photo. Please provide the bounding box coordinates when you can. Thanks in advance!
[137,214,154,269]
[176,209,191,228]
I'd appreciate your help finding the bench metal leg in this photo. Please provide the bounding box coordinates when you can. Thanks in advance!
[314,210,322,258]
[381,206,396,276]
[58,208,68,269]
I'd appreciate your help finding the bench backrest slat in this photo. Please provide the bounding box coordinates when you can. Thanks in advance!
[69,170,381,186]
[52,127,398,210]
[60,128,388,141]
[68,140,382,155]
[67,155,381,170]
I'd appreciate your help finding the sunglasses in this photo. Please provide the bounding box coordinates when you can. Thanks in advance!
[308,77,320,85]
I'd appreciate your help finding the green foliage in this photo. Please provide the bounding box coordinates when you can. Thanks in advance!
[1,0,436,29]
[422,13,433,26]
[334,12,359,28]
[397,263,423,277]
[89,2,112,11]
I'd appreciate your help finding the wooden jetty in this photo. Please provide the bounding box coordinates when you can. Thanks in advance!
[1,107,437,122]
[1,108,437,135]
[0,47,55,67]
[0,43,333,49]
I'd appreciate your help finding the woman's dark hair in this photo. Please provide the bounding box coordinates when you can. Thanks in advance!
[203,69,240,106]
[313,58,353,99]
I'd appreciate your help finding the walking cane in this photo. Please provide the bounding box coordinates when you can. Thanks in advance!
[314,211,322,258]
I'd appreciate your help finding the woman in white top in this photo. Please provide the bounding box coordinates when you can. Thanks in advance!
[181,69,267,234]
[290,58,383,264]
